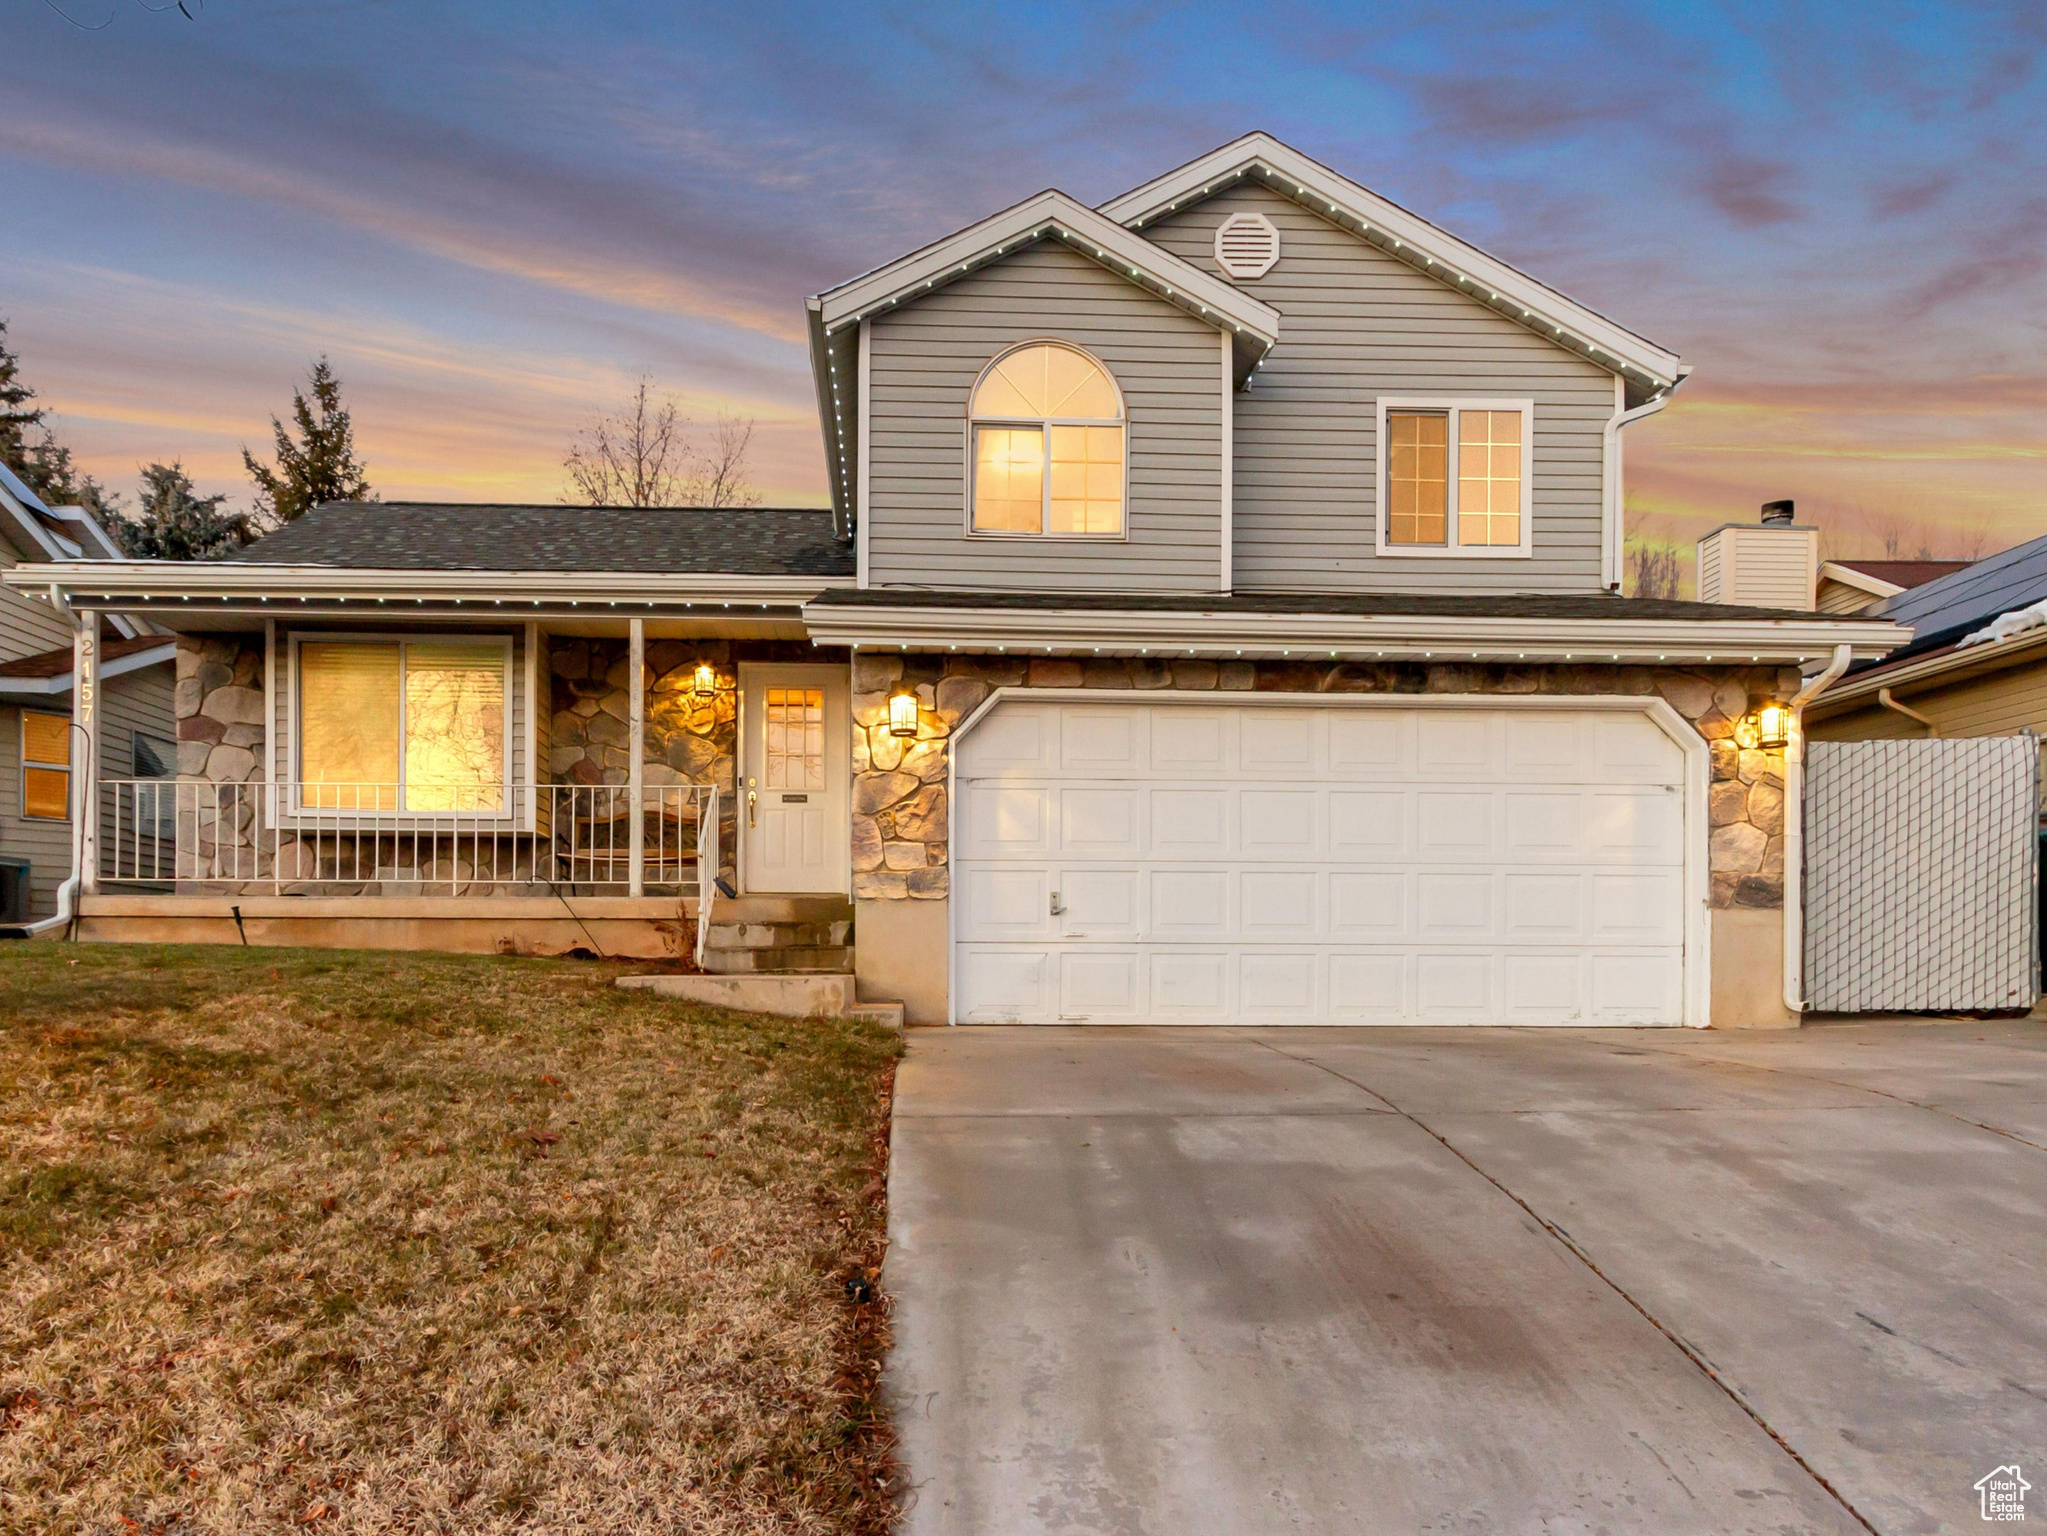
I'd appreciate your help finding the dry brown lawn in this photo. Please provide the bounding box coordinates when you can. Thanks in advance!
[0,944,901,1535]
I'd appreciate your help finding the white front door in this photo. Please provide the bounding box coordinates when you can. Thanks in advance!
[740,664,850,895]
[954,698,1693,1026]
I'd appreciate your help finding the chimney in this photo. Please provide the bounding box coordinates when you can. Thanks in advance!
[1696,500,1818,609]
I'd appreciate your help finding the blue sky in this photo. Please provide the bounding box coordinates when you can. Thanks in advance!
[4,0,2044,569]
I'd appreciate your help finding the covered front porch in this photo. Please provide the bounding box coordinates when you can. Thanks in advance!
[16,547,855,960]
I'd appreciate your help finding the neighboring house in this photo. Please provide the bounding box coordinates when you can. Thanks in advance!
[0,461,175,926]
[5,133,1904,1026]
[1816,559,1970,616]
[1807,531,2047,751]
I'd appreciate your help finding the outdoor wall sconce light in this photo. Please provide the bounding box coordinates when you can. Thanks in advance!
[887,688,920,738]
[1736,699,1792,750]
[691,661,718,700]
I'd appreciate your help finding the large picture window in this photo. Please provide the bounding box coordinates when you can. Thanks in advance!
[969,342,1125,538]
[1377,399,1534,558]
[295,637,508,812]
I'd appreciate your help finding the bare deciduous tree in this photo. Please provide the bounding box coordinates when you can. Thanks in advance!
[1629,542,1682,600]
[563,382,763,509]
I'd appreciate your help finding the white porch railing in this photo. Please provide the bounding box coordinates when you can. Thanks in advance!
[96,780,719,916]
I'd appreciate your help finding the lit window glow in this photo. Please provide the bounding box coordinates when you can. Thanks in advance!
[971,343,1124,537]
[299,639,506,812]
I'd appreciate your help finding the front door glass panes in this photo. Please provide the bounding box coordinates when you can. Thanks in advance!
[764,687,825,791]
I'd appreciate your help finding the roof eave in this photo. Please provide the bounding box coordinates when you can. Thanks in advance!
[799,597,1906,664]
[810,190,1280,382]
[1098,132,1684,390]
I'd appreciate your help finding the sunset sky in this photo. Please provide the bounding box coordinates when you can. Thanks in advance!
[4,1,2044,578]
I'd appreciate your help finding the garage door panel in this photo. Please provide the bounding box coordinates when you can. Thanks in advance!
[1060,787,1141,857]
[1150,710,1229,774]
[1504,873,1584,937]
[1060,708,1139,774]
[1331,953,1407,1016]
[1149,788,1230,856]
[1241,952,1317,1015]
[1060,950,1141,1018]
[963,868,1051,939]
[1330,712,1404,773]
[1418,792,1495,857]
[1242,790,1318,856]
[958,948,1050,1023]
[1150,869,1229,937]
[956,702,1690,1026]
[1241,870,1319,938]
[1150,951,1231,1017]
[960,784,1051,859]
[1330,873,1404,937]
[1330,790,1406,855]
[967,706,1054,774]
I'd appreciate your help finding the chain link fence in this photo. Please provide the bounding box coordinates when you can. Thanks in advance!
[1804,737,2039,1013]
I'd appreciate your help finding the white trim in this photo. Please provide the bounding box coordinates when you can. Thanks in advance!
[736,661,852,897]
[801,598,1905,663]
[856,317,872,588]
[8,564,847,608]
[1099,133,1685,389]
[20,704,73,822]
[1601,381,1681,591]
[963,340,1130,543]
[521,620,539,833]
[1816,561,1906,601]
[284,630,516,823]
[262,620,277,787]
[1373,397,1535,559]
[943,687,1712,1029]
[628,619,645,897]
[75,612,99,892]
[1219,328,1234,594]
[0,640,176,699]
[811,189,1281,365]
[1783,645,1853,1015]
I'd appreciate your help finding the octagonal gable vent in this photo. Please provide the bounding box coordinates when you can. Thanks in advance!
[1214,211,1280,280]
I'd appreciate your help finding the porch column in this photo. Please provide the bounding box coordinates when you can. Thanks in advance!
[628,618,645,896]
[71,608,100,896]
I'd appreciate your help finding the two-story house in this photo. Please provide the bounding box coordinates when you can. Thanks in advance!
[6,134,1903,1025]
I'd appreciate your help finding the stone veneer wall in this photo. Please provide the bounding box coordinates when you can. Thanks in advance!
[175,634,266,782]
[852,654,1796,909]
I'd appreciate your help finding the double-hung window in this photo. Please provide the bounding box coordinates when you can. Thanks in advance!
[294,637,509,813]
[969,342,1125,538]
[1377,399,1533,557]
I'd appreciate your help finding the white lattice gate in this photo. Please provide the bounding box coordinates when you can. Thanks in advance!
[1804,737,2039,1013]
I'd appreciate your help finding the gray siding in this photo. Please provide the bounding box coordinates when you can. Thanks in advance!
[1145,183,1621,594]
[0,545,73,657]
[866,239,1225,593]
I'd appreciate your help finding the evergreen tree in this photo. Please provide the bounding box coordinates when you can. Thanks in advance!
[114,462,254,560]
[0,318,117,517]
[242,357,372,521]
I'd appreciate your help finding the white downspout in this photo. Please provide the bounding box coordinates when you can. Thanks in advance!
[1782,643,1854,1015]
[13,598,87,938]
[1602,365,1690,592]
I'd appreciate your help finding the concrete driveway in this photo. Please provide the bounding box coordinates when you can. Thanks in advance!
[882,1022,2047,1535]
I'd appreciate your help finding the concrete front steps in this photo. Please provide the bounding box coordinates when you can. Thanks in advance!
[619,895,904,1028]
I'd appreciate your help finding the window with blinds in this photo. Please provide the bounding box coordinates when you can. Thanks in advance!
[21,710,69,822]
[297,638,507,811]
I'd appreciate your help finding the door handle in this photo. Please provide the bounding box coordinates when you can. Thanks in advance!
[747,780,758,828]
[1049,891,1065,916]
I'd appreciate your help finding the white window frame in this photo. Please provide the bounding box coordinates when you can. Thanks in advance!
[962,338,1131,543]
[20,709,70,823]
[286,631,515,823]
[1374,397,1535,560]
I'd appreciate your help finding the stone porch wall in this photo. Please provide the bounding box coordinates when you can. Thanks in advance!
[175,634,265,783]
[851,654,1796,908]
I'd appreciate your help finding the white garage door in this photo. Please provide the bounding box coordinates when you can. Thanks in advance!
[953,699,1690,1026]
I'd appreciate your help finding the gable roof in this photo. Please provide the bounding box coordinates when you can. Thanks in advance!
[1098,132,1686,394]
[1870,531,2047,664]
[1826,558,1971,592]
[226,502,854,577]
[806,188,1284,538]
[0,458,126,562]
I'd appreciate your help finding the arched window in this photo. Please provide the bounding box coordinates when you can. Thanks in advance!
[969,342,1125,537]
